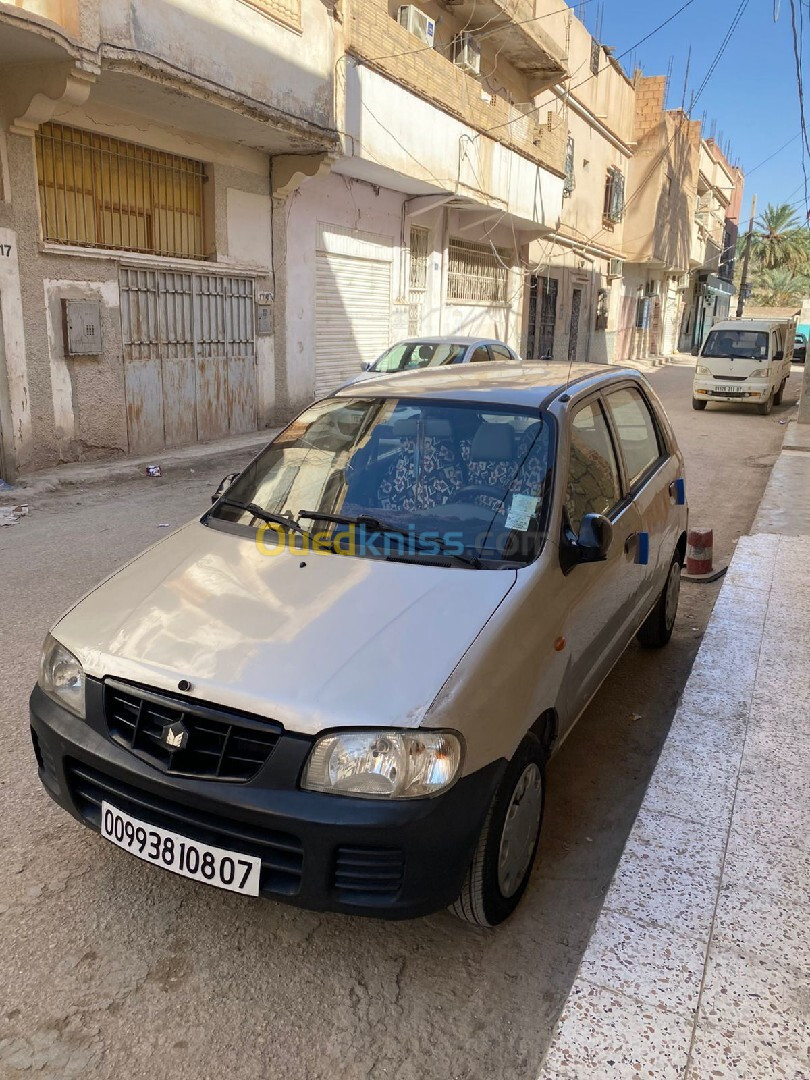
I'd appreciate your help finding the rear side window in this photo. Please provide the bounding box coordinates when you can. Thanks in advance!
[605,387,663,487]
[565,401,622,532]
[490,344,513,362]
[468,346,491,363]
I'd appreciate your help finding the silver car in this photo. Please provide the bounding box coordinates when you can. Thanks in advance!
[345,335,521,385]
[31,364,687,926]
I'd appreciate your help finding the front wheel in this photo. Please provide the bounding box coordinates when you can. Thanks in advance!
[757,390,774,416]
[692,397,707,411]
[637,555,681,648]
[451,737,546,927]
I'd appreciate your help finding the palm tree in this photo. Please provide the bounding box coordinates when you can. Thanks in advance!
[739,203,810,271]
[752,266,810,307]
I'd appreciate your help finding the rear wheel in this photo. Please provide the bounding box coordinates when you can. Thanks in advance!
[774,380,785,406]
[451,736,546,927]
[637,555,681,648]
[757,390,774,416]
[692,397,707,411]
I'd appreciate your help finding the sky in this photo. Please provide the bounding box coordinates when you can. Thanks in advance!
[577,0,808,226]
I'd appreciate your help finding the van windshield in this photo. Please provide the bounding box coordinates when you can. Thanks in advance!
[208,396,555,567]
[702,330,769,360]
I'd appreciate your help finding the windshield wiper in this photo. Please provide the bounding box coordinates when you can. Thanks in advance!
[297,510,482,568]
[219,499,307,535]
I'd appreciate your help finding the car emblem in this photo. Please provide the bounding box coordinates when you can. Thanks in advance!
[161,721,189,751]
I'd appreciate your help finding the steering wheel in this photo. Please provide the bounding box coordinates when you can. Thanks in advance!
[453,484,507,506]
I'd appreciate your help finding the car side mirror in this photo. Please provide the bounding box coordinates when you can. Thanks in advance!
[360,360,373,371]
[773,350,784,362]
[212,472,239,505]
[577,513,613,562]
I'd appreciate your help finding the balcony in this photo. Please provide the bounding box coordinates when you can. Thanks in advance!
[438,0,567,88]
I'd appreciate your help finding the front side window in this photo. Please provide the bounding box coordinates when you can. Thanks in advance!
[209,397,556,567]
[372,342,466,373]
[702,329,768,360]
[35,123,206,258]
[605,387,663,487]
[565,401,621,533]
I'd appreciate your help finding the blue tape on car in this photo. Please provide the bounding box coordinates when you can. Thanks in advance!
[637,532,650,565]
[675,478,686,505]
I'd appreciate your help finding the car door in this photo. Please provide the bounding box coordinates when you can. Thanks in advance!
[603,384,679,625]
[556,396,645,731]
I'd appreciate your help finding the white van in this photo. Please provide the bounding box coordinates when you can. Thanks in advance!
[693,319,794,414]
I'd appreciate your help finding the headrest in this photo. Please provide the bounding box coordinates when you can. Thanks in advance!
[391,418,452,440]
[470,423,514,462]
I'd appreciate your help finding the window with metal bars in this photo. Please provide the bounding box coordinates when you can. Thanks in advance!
[35,122,207,259]
[563,136,575,198]
[590,38,601,76]
[409,226,430,291]
[447,238,511,304]
[603,167,625,226]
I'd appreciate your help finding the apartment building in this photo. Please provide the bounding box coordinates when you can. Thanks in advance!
[275,0,570,405]
[0,0,337,478]
[524,14,635,365]
[678,138,742,352]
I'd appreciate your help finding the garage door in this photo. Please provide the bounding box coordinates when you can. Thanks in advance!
[315,224,392,397]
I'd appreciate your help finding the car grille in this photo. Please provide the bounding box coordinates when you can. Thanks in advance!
[66,759,303,896]
[105,680,281,782]
[713,375,747,381]
[333,845,405,904]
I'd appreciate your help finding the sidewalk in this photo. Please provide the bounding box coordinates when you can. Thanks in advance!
[0,427,277,505]
[537,431,810,1078]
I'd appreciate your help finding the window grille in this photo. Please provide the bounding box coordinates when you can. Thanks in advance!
[603,167,625,225]
[409,226,430,291]
[447,238,511,304]
[35,122,207,259]
[590,38,601,76]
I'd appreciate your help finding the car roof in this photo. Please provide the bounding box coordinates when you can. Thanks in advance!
[389,336,508,346]
[709,319,791,332]
[333,363,644,408]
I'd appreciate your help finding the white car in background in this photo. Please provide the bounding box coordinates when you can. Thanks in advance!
[344,336,521,386]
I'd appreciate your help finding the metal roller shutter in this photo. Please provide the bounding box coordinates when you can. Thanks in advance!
[315,224,392,397]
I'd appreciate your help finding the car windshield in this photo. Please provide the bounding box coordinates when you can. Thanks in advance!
[702,330,769,360]
[208,397,555,567]
[372,342,468,373]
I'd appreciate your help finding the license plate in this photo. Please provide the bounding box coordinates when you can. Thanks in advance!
[101,802,261,896]
[715,385,745,394]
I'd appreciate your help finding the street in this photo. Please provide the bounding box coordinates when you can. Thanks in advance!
[0,363,802,1080]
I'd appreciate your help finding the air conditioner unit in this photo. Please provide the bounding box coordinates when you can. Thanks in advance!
[608,258,623,279]
[397,5,436,47]
[453,32,481,75]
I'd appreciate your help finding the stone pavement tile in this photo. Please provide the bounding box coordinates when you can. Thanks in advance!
[605,853,718,941]
[685,1021,810,1080]
[677,681,754,733]
[579,910,707,1015]
[665,702,749,759]
[697,941,810,1058]
[706,584,770,633]
[713,878,810,969]
[748,689,810,737]
[741,722,810,770]
[540,981,693,1080]
[722,538,779,594]
[640,746,738,828]
[731,783,810,854]
[752,651,810,704]
[722,832,810,899]
[737,754,810,806]
[686,645,760,701]
[623,807,727,882]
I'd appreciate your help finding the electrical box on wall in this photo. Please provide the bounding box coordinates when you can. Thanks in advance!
[62,299,102,356]
[256,305,272,335]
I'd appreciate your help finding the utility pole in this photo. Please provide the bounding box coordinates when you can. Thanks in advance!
[736,193,757,318]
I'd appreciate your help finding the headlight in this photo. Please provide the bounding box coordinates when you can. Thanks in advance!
[748,368,767,378]
[302,731,462,799]
[39,634,85,718]
[695,365,711,375]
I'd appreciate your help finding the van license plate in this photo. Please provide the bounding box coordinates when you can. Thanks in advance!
[101,802,261,896]
[715,385,744,394]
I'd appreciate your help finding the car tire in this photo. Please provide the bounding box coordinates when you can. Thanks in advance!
[773,380,785,406]
[757,391,774,416]
[637,555,681,649]
[451,736,546,927]
[692,397,707,411]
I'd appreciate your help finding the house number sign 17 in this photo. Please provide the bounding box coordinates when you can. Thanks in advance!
[0,245,11,257]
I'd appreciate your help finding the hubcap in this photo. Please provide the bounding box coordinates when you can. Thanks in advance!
[497,763,543,899]
[665,562,681,630]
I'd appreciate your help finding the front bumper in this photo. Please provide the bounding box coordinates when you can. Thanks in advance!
[693,377,771,402]
[30,683,503,919]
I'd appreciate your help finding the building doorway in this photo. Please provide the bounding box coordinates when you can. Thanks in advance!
[568,287,582,363]
[527,274,558,360]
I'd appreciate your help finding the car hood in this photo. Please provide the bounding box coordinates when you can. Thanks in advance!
[53,522,517,735]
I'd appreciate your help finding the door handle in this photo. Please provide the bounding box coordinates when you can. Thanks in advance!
[625,531,650,564]
[624,532,638,555]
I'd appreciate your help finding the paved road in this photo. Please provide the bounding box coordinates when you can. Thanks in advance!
[0,364,801,1080]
